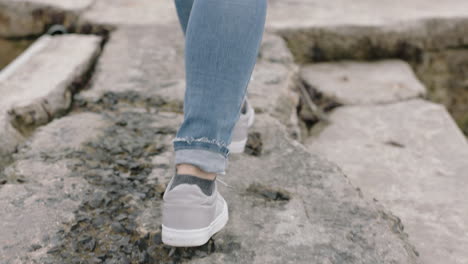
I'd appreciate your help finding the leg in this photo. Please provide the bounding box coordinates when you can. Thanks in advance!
[174,0,194,35]
[162,0,266,247]
[173,0,267,176]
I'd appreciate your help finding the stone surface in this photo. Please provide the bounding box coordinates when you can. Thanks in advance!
[248,60,300,135]
[0,0,94,37]
[300,60,426,105]
[414,49,468,136]
[0,113,109,264]
[266,0,468,29]
[0,34,101,164]
[81,0,177,27]
[271,1,468,64]
[78,25,185,102]
[2,0,467,261]
[186,114,419,263]
[306,99,468,264]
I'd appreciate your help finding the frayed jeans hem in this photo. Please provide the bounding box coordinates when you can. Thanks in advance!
[174,148,228,175]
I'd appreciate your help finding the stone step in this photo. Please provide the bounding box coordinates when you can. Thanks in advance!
[306,99,468,264]
[0,0,95,38]
[81,0,176,27]
[186,114,419,263]
[300,60,426,105]
[267,0,468,63]
[0,107,420,263]
[267,0,468,30]
[0,23,421,260]
[0,34,102,166]
[0,112,110,263]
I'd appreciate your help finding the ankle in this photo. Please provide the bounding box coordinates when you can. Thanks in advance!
[176,164,217,181]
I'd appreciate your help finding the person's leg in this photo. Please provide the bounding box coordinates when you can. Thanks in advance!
[174,0,194,35]
[162,0,267,247]
[172,0,267,177]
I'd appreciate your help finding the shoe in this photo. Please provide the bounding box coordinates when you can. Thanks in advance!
[229,98,255,153]
[162,174,229,247]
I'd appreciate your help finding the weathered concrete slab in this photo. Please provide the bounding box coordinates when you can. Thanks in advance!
[0,0,95,37]
[301,60,426,105]
[267,0,468,29]
[306,99,468,264]
[81,0,177,27]
[126,113,420,263]
[0,113,110,264]
[79,25,185,102]
[268,0,468,63]
[0,34,101,165]
[184,115,419,263]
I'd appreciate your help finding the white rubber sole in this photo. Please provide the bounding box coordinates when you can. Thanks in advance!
[228,138,248,153]
[228,107,255,153]
[161,199,229,247]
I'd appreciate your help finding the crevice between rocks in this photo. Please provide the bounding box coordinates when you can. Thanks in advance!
[0,9,113,174]
[277,25,468,138]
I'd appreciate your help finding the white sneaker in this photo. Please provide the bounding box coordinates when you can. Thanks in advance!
[162,174,228,247]
[228,98,255,153]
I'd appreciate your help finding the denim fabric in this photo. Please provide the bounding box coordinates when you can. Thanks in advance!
[172,0,267,174]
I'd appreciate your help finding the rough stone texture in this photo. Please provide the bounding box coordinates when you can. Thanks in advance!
[306,99,468,264]
[81,0,177,27]
[79,25,302,138]
[269,1,468,63]
[300,60,426,105]
[0,34,101,165]
[3,0,466,261]
[184,114,420,263]
[78,25,185,102]
[0,0,94,37]
[132,114,420,263]
[267,0,468,29]
[248,61,300,137]
[414,49,468,136]
[0,113,110,264]
[258,32,295,64]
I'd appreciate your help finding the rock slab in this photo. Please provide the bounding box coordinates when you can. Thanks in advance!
[300,60,426,105]
[0,113,109,264]
[0,34,101,166]
[306,99,468,264]
[187,114,419,263]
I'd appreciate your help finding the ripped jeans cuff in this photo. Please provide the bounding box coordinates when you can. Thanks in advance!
[173,138,230,175]
[173,137,230,158]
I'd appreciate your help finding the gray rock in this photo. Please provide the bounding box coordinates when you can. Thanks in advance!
[0,0,94,38]
[259,32,295,64]
[300,60,426,105]
[268,0,468,62]
[20,112,110,156]
[0,34,102,164]
[306,99,468,264]
[267,0,468,30]
[81,0,177,27]
[0,113,109,263]
[79,25,185,103]
[187,114,419,263]
[248,60,301,136]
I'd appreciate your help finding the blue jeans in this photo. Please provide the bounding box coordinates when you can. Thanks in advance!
[172,0,267,174]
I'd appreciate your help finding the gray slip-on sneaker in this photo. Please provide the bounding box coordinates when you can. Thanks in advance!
[229,98,255,153]
[162,174,229,247]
